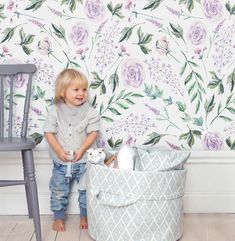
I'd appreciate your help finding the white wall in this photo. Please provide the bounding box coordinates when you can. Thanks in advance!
[0,151,235,215]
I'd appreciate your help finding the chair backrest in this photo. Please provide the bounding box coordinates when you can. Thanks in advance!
[0,64,37,138]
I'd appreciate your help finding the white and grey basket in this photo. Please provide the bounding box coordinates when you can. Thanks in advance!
[87,158,187,241]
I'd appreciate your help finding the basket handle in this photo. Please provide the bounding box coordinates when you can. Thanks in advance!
[95,190,138,207]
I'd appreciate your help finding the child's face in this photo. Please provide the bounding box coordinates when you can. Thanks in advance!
[64,79,88,107]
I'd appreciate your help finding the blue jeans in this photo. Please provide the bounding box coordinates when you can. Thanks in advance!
[49,161,87,220]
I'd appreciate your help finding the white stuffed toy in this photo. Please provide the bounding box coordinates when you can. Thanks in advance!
[117,145,135,170]
[87,148,106,165]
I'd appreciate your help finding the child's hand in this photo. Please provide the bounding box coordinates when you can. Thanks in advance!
[57,149,69,162]
[73,149,84,162]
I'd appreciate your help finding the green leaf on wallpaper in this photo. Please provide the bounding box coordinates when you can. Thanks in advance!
[181,113,191,122]
[109,71,119,93]
[143,0,163,11]
[144,84,163,100]
[0,4,6,20]
[52,24,65,39]
[108,107,121,115]
[90,71,106,95]
[61,0,78,12]
[101,116,114,122]
[219,116,233,122]
[188,61,199,68]
[30,132,44,145]
[101,83,106,94]
[32,86,46,100]
[188,82,196,95]
[1,27,16,43]
[227,107,235,114]
[185,72,193,84]
[137,27,153,54]
[18,28,35,55]
[195,72,203,81]
[179,129,201,148]
[91,95,97,108]
[91,71,103,81]
[208,71,224,94]
[14,94,25,98]
[116,102,128,109]
[108,137,123,148]
[119,27,134,42]
[179,0,199,12]
[169,23,183,39]
[25,0,46,11]
[227,68,235,92]
[108,95,115,106]
[226,94,233,105]
[217,102,222,115]
[176,101,186,112]
[99,102,104,113]
[226,137,235,150]
[131,93,144,97]
[107,2,124,18]
[100,90,143,120]
[225,1,235,16]
[19,28,34,45]
[22,45,33,55]
[193,117,203,126]
[143,132,167,145]
[180,62,187,76]
[140,45,151,54]
[125,98,135,105]
[204,95,215,114]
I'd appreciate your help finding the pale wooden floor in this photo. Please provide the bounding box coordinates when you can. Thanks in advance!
[0,214,235,241]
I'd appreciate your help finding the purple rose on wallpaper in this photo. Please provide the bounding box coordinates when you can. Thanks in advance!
[203,132,224,150]
[6,59,26,88]
[70,23,88,46]
[188,22,207,45]
[203,0,223,20]
[121,59,145,88]
[84,0,105,22]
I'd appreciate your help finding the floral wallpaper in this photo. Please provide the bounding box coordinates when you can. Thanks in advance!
[0,0,234,151]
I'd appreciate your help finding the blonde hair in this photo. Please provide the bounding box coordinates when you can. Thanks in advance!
[54,68,88,104]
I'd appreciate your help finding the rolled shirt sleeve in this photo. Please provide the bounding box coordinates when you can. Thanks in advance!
[44,105,58,134]
[86,108,100,133]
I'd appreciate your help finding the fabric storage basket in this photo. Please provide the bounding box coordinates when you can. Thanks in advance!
[87,162,187,241]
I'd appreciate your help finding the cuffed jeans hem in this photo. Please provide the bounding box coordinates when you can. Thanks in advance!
[80,207,87,217]
[54,210,65,220]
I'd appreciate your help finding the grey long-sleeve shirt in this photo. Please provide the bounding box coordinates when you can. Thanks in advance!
[44,101,100,165]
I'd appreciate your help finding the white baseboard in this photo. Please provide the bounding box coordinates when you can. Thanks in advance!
[0,151,235,214]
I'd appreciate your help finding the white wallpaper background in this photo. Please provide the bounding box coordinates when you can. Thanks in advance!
[0,0,234,151]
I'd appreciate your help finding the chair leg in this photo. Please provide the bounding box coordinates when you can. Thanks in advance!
[22,151,32,218]
[22,149,42,241]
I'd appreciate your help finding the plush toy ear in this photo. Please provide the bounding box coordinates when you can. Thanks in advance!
[87,148,94,154]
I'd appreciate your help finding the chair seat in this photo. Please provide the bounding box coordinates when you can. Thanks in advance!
[0,137,36,151]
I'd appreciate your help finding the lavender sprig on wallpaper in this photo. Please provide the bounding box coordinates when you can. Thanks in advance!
[213,23,235,76]
[95,21,120,74]
[105,113,156,136]
[145,57,184,96]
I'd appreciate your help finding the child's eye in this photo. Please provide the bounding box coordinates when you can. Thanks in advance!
[83,88,87,91]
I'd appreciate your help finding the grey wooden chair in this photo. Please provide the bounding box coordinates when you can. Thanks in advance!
[0,64,41,241]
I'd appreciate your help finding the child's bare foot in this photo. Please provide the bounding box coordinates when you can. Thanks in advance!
[80,216,88,229]
[52,219,65,232]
